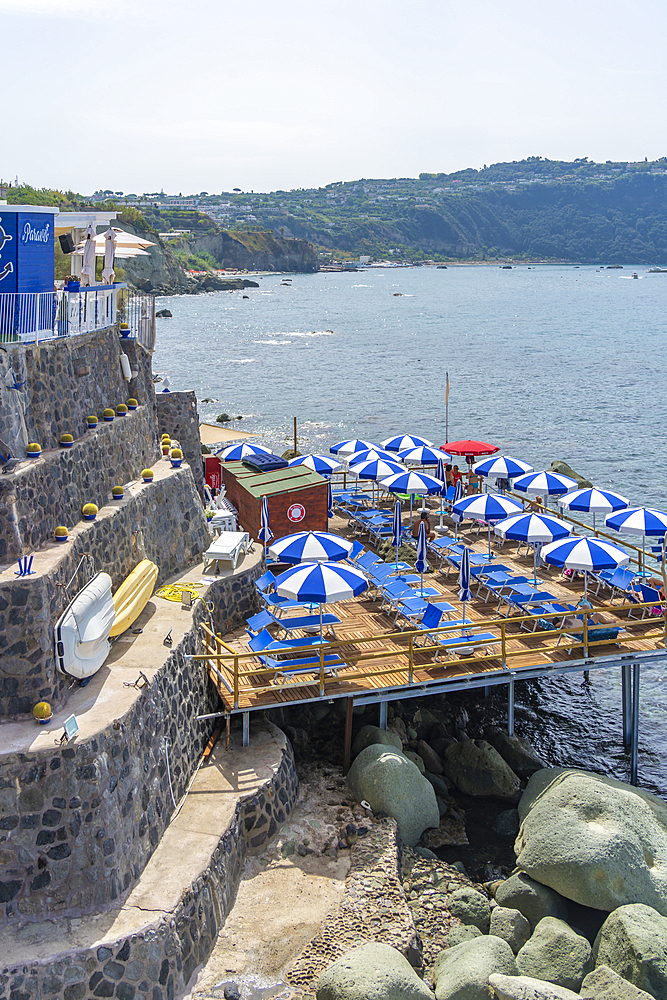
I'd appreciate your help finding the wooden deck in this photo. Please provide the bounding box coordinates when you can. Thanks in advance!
[200,505,667,715]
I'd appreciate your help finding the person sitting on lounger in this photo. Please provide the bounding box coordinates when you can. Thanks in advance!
[413,508,436,541]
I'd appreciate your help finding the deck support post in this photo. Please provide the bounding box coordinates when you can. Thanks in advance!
[379,700,388,730]
[622,662,632,750]
[484,686,491,698]
[343,698,354,775]
[507,677,515,736]
[631,663,640,785]
[242,711,250,747]
[225,715,230,752]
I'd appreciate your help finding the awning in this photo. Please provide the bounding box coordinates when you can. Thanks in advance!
[199,422,259,446]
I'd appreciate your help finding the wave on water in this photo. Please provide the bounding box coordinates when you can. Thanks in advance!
[225,358,257,364]
[287,330,335,338]
[254,339,292,345]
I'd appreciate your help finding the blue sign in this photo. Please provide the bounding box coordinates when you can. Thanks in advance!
[17,212,54,293]
[0,213,17,293]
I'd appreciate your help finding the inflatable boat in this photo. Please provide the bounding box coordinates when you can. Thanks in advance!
[109,559,159,637]
[55,572,115,679]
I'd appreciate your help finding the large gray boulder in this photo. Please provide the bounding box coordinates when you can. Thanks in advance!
[494,873,568,929]
[515,768,667,914]
[516,916,592,991]
[347,744,439,847]
[446,926,483,948]
[448,887,491,933]
[433,935,517,999]
[316,942,435,1000]
[593,903,667,998]
[490,906,532,954]
[352,725,403,757]
[580,965,654,999]
[483,726,547,779]
[444,740,522,802]
[488,973,580,999]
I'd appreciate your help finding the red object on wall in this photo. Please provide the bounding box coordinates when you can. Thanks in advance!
[205,456,222,490]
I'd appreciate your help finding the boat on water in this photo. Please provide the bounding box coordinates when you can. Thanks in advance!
[648,266,667,273]
[54,572,115,679]
[632,272,639,279]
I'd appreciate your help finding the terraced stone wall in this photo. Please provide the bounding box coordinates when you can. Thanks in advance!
[156,390,206,499]
[0,556,265,923]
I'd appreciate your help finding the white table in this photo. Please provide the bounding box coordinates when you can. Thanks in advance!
[203,531,250,572]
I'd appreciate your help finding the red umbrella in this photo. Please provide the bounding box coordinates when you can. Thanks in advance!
[441,439,499,458]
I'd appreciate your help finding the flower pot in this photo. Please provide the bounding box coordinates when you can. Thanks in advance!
[55,532,69,543]
[170,459,183,468]
[87,418,98,429]
[60,440,74,449]
[103,414,114,422]
[127,402,138,410]
[27,448,41,459]
[82,513,97,521]
[37,715,52,725]
[65,282,80,292]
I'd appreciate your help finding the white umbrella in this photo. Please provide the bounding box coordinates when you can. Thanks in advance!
[101,228,116,284]
[80,224,96,287]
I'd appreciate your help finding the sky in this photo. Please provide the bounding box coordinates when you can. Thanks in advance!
[2,0,666,195]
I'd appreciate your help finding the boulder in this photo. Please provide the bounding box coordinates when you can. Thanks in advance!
[405,751,427,774]
[448,887,491,933]
[493,810,520,838]
[433,936,517,1000]
[425,771,450,800]
[418,740,444,774]
[446,926,483,947]
[488,973,581,999]
[444,740,522,802]
[347,744,439,847]
[494,873,568,929]
[593,903,667,998]
[490,906,532,954]
[580,965,654,999]
[516,916,592,991]
[547,460,593,489]
[516,768,667,914]
[352,725,403,757]
[483,727,546,779]
[316,941,435,1000]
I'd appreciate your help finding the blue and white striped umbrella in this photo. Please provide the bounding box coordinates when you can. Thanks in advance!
[328,479,334,519]
[559,488,629,514]
[459,546,473,622]
[494,512,571,584]
[398,445,446,466]
[330,438,377,455]
[382,434,433,452]
[269,531,353,564]
[349,458,406,480]
[391,500,402,568]
[287,454,342,475]
[453,493,524,558]
[541,536,630,597]
[346,447,397,466]
[379,470,445,495]
[258,496,273,559]
[512,471,578,495]
[415,520,429,594]
[473,455,533,479]
[220,443,273,461]
[605,507,667,572]
[275,561,367,603]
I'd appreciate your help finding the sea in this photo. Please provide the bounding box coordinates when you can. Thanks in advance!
[154,264,667,795]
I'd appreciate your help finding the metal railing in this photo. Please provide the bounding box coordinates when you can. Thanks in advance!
[117,289,156,351]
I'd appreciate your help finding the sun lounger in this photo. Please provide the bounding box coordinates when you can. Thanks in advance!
[520,602,575,632]
[559,627,623,654]
[502,590,556,616]
[261,653,346,683]
[255,571,310,615]
[433,630,501,660]
[269,611,340,638]
[203,531,250,572]
[246,609,276,635]
[247,628,325,655]
[625,584,663,619]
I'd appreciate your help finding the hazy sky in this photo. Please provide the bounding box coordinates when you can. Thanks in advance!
[2,0,666,194]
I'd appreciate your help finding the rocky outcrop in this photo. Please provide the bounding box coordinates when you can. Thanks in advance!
[192,229,318,273]
[316,942,435,1000]
[444,740,522,802]
[494,874,569,929]
[515,769,667,914]
[592,904,667,998]
[447,887,491,933]
[580,965,654,1000]
[351,725,403,757]
[482,727,547,779]
[347,744,439,847]
[515,916,593,991]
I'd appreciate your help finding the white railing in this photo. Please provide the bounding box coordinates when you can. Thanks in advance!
[118,290,156,351]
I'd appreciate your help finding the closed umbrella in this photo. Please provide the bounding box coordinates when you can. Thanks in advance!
[415,520,429,596]
[452,479,464,538]
[81,224,96,287]
[274,560,367,636]
[391,500,402,569]
[330,438,377,455]
[258,495,273,562]
[558,488,629,533]
[436,456,448,527]
[328,478,334,519]
[101,228,116,285]
[494,512,572,584]
[269,531,352,564]
[219,443,273,461]
[453,493,524,558]
[287,454,342,475]
[541,536,630,598]
[459,546,473,624]
[382,434,433,452]
[605,507,667,576]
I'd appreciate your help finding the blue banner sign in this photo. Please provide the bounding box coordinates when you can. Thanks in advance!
[0,213,17,293]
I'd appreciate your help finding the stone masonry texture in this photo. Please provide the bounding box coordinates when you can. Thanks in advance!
[156,391,206,499]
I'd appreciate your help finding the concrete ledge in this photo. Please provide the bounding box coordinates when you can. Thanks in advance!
[0,722,298,1000]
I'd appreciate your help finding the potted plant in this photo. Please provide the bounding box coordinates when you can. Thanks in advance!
[87,415,98,429]
[120,322,130,338]
[27,442,42,459]
[127,398,139,410]
[112,485,124,500]
[54,526,69,542]
[141,468,154,483]
[82,502,98,521]
[65,278,80,292]
[60,433,74,448]
[161,433,171,442]
[161,438,171,456]
[103,408,115,422]
[116,403,128,417]
[33,701,53,725]
[170,447,183,468]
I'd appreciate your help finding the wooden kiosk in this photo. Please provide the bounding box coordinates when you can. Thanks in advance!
[221,462,328,541]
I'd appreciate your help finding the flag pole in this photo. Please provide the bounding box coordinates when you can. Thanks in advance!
[445,372,450,444]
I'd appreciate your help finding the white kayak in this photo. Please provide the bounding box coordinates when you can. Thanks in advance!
[54,571,116,679]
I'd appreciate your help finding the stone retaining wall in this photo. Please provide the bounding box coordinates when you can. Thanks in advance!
[0,329,155,458]
[0,555,265,922]
[0,405,159,562]
[0,465,210,718]
[0,726,298,1000]
[156,391,205,499]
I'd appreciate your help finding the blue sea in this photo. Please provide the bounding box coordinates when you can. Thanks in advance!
[155,265,667,793]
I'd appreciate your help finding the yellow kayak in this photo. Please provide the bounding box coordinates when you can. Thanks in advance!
[110,559,159,637]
